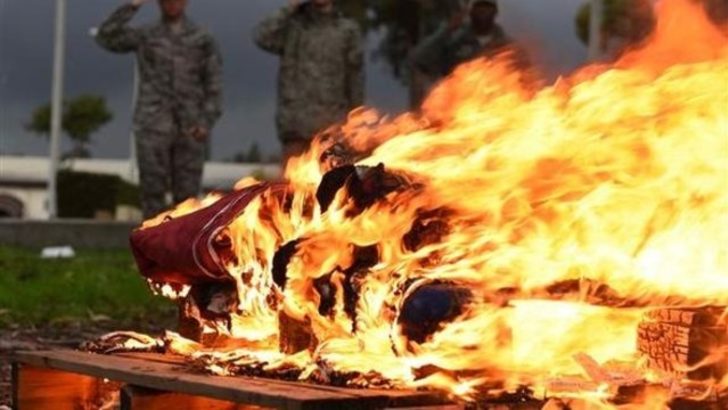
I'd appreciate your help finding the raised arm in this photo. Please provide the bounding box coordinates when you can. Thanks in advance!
[96,3,143,53]
[344,22,365,109]
[252,4,298,55]
[201,35,224,130]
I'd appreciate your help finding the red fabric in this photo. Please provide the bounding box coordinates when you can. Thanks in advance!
[130,182,288,285]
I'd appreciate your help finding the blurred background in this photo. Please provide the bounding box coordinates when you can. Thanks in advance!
[1,0,727,221]
[0,0,598,221]
[0,0,589,160]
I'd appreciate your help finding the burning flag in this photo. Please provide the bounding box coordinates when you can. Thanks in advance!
[93,0,728,407]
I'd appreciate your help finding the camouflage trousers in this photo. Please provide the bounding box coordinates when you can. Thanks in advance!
[135,126,206,218]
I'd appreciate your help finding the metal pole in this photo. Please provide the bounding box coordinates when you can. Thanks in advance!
[588,0,604,61]
[129,62,139,183]
[47,0,67,219]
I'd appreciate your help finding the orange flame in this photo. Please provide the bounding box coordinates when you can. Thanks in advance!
[147,0,728,406]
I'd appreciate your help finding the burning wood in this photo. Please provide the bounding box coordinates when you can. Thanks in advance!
[82,0,728,408]
[637,307,728,381]
[278,310,318,355]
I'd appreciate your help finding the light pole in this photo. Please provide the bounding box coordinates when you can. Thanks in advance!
[588,0,604,61]
[47,0,67,219]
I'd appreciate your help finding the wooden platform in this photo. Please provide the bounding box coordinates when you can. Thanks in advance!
[12,350,455,410]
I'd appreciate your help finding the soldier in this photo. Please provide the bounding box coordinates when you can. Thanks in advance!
[254,0,365,165]
[96,0,223,218]
[412,0,513,78]
[600,0,655,60]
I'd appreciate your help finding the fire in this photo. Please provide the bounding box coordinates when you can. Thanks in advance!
[131,0,728,407]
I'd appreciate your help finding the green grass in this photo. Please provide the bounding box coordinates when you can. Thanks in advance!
[0,246,175,327]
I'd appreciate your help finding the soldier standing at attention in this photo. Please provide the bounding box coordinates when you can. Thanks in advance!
[412,0,513,78]
[254,0,365,165]
[96,0,223,218]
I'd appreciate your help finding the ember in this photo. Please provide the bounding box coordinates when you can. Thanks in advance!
[90,0,728,408]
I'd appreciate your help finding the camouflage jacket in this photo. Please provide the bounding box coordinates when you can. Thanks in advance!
[254,3,364,141]
[96,4,223,133]
[412,23,511,77]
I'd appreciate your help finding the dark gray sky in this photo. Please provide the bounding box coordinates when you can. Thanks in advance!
[0,0,587,160]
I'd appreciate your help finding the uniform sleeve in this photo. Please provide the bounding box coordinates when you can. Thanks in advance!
[201,35,224,130]
[345,23,365,109]
[410,24,451,76]
[252,5,297,55]
[96,4,142,53]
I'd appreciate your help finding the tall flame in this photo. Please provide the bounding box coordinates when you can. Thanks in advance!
[150,0,728,407]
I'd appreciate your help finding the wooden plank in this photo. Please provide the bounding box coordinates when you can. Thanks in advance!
[13,364,121,410]
[11,362,18,410]
[120,385,270,410]
[115,352,189,365]
[385,406,465,410]
[13,350,447,410]
[637,307,728,381]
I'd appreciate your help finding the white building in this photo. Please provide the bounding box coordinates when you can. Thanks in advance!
[0,155,280,220]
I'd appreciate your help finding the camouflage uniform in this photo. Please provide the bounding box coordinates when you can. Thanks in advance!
[96,4,223,218]
[253,3,364,161]
[412,22,511,77]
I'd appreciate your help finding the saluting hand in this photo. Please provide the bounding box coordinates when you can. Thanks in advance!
[189,126,210,142]
[131,0,152,7]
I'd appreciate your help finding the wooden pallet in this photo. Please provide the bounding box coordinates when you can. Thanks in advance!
[12,350,456,410]
[637,307,728,381]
